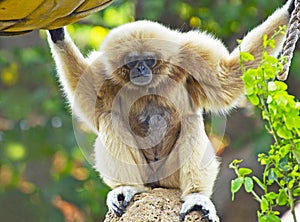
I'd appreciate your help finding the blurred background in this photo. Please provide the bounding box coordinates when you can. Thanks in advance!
[0,0,299,221]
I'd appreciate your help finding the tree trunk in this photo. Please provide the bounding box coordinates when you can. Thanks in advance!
[104,188,220,222]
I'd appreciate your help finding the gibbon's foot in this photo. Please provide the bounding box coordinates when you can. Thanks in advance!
[49,28,65,43]
[106,186,144,217]
[179,193,217,222]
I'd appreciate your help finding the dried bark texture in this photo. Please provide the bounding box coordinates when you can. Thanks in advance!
[104,188,220,222]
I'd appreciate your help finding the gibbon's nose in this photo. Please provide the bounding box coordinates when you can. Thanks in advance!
[137,62,148,75]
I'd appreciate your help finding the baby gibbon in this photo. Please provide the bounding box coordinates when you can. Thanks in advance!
[48,1,295,221]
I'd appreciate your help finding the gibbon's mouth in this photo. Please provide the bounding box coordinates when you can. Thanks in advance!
[130,75,152,86]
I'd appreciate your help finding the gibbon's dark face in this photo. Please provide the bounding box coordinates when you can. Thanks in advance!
[124,53,156,86]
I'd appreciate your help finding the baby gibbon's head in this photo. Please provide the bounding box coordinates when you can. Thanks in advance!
[99,20,185,87]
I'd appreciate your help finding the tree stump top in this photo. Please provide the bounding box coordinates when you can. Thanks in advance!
[104,188,219,222]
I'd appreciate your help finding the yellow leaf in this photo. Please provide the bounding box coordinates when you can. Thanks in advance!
[89,26,109,48]
[1,63,18,86]
[189,16,201,28]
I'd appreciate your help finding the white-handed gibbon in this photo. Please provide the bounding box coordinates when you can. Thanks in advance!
[47,1,295,221]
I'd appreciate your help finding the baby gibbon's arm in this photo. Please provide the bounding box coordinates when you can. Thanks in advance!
[48,28,101,132]
[183,0,293,113]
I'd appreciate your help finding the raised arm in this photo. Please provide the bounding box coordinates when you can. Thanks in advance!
[228,0,293,69]
[182,0,294,113]
[48,28,103,132]
[48,28,88,99]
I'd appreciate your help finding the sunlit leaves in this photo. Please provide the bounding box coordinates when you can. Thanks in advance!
[240,51,254,62]
[231,177,243,200]
[229,160,254,200]
[244,177,254,193]
[103,1,134,27]
[189,16,202,28]
[267,82,277,91]
[252,176,266,191]
[258,214,281,222]
[5,143,26,161]
[239,168,253,177]
[260,196,269,213]
[230,29,300,221]
[89,26,109,48]
[1,63,18,86]
[277,189,288,206]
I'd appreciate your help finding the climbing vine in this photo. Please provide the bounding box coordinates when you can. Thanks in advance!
[230,27,300,222]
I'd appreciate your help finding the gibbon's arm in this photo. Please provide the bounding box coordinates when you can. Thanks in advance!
[182,0,293,113]
[48,28,102,133]
[48,28,88,99]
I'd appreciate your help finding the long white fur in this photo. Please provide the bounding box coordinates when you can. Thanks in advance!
[48,2,291,220]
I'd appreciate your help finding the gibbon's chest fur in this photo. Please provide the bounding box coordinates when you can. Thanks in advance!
[128,94,181,163]
[97,80,185,164]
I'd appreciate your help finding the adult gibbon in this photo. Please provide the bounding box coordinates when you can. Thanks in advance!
[48,1,295,221]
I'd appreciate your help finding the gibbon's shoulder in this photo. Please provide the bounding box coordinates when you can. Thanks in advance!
[179,30,229,61]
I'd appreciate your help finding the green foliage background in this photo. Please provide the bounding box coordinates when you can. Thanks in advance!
[0,0,299,221]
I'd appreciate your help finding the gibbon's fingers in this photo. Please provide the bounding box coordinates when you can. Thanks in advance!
[180,193,217,222]
[49,27,65,43]
[106,186,146,217]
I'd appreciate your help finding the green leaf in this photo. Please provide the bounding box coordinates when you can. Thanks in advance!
[248,94,260,106]
[229,159,243,169]
[277,127,292,139]
[259,215,281,222]
[244,177,254,193]
[279,144,291,157]
[288,179,295,189]
[266,95,273,104]
[245,86,254,95]
[265,192,277,201]
[260,196,269,212]
[286,115,300,129]
[275,81,288,91]
[268,39,275,49]
[277,189,288,206]
[268,82,277,91]
[263,34,268,48]
[264,68,275,79]
[252,176,266,191]
[238,168,253,177]
[267,169,277,182]
[292,186,300,196]
[237,39,242,45]
[231,177,244,200]
[278,157,289,172]
[241,52,254,62]
[264,54,277,63]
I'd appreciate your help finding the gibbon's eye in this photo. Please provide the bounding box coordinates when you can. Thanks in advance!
[127,60,138,69]
[125,54,156,69]
[145,58,156,67]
